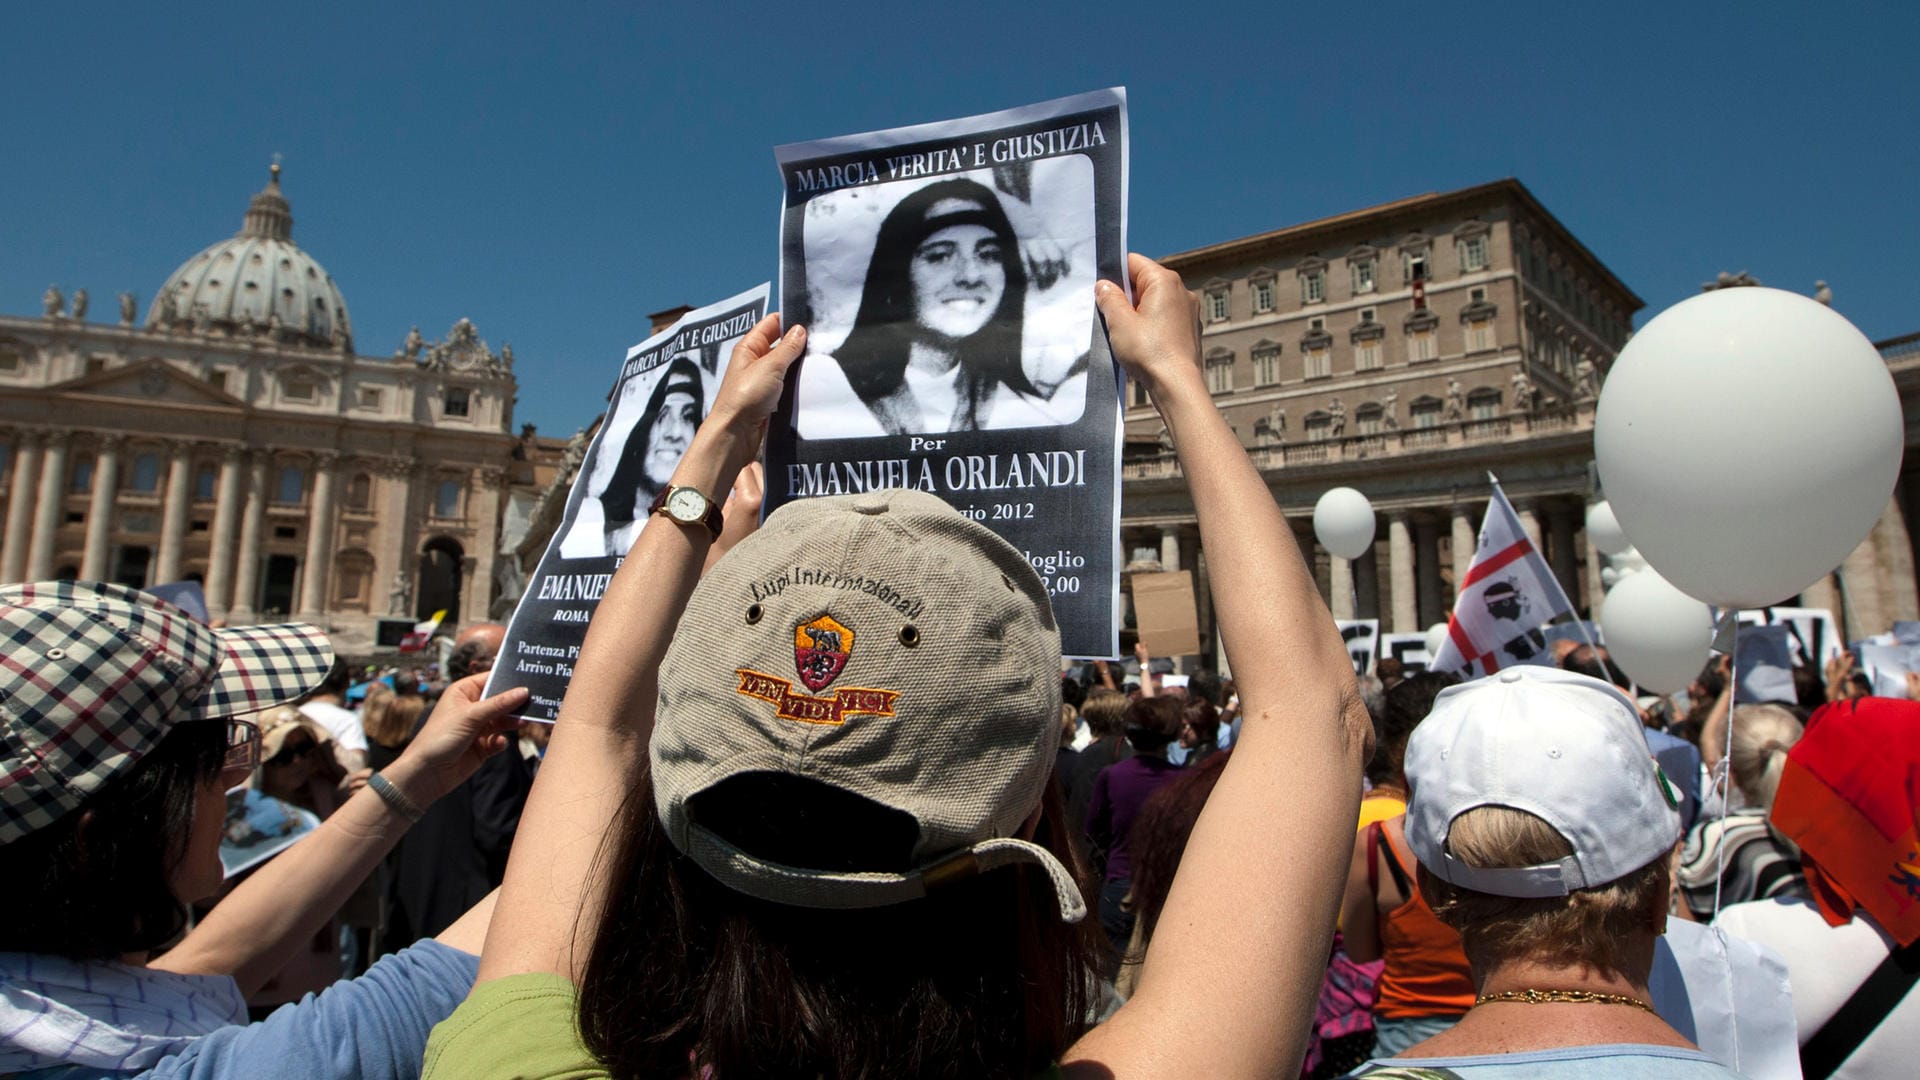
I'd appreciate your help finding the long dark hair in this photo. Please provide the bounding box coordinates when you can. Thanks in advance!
[836,178,1036,431]
[577,770,1101,1079]
[0,719,227,959]
[601,357,704,525]
[1126,750,1232,951]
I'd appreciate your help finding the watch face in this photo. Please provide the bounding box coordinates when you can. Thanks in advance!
[666,487,707,522]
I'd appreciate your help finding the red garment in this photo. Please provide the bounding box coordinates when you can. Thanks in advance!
[1370,820,1476,1019]
[1769,697,1920,946]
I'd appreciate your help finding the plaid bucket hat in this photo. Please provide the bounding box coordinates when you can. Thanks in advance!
[0,581,335,844]
[652,488,1085,922]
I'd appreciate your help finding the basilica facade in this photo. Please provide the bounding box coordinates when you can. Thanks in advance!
[0,165,551,652]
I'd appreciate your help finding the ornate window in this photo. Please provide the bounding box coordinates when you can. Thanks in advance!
[1250,272,1276,314]
[1400,233,1432,284]
[1351,257,1376,295]
[281,373,317,402]
[1251,341,1280,387]
[70,457,94,494]
[1355,340,1383,371]
[0,342,24,371]
[1299,262,1328,305]
[1304,411,1332,441]
[1355,403,1384,435]
[1455,220,1492,273]
[1204,349,1234,394]
[356,385,383,410]
[275,465,306,505]
[1204,281,1230,323]
[1408,329,1437,362]
[346,472,373,511]
[194,466,217,502]
[1253,417,1276,442]
[1468,388,1502,420]
[443,387,471,418]
[434,479,464,519]
[1410,396,1444,429]
[129,453,162,493]
[1466,320,1496,353]
[1303,344,1331,380]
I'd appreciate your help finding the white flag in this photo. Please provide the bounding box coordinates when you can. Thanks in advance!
[1431,481,1575,676]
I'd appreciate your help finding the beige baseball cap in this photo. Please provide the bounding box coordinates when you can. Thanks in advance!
[652,488,1085,922]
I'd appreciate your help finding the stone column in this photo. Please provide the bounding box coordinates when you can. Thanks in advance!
[1159,525,1182,573]
[1330,554,1356,620]
[1838,538,1886,644]
[1869,498,1919,624]
[1451,504,1476,597]
[79,435,124,580]
[1516,500,1543,552]
[1354,546,1380,621]
[1584,525,1606,619]
[228,453,269,623]
[203,445,246,618]
[377,461,417,617]
[295,455,339,621]
[1546,504,1580,605]
[153,445,194,584]
[1415,517,1444,627]
[27,434,71,581]
[1389,512,1417,633]
[1,434,44,583]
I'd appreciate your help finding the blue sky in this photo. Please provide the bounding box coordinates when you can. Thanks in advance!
[4,3,1914,437]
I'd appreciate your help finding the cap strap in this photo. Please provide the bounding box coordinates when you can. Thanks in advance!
[1436,852,1584,898]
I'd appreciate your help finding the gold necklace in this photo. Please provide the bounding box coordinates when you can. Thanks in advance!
[1474,988,1656,1014]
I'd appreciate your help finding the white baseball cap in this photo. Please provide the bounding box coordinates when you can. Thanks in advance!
[1404,666,1682,898]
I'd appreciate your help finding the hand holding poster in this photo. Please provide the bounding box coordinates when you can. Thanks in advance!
[767,89,1129,658]
[487,285,769,720]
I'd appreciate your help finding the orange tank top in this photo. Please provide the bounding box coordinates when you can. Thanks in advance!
[1369,819,1476,1019]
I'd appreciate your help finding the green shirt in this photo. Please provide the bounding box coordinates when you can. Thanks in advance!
[424,973,1067,1080]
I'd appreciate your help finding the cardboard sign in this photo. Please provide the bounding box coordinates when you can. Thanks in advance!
[1131,570,1200,657]
[1381,633,1433,675]
[1338,619,1380,677]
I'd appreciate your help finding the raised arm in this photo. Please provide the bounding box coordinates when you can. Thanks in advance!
[1065,255,1372,1078]
[153,675,528,993]
[475,317,806,984]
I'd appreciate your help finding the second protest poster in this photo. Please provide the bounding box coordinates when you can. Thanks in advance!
[767,88,1129,658]
[488,285,768,720]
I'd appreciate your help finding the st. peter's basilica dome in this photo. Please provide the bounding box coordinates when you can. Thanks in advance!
[145,164,352,351]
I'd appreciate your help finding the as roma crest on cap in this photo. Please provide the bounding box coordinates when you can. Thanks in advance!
[795,614,852,692]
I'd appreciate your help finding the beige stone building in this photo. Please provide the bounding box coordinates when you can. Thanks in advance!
[1123,179,1638,650]
[1123,178,1920,657]
[0,165,559,652]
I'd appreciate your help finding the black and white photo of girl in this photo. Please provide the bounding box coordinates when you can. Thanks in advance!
[793,158,1095,438]
[559,352,714,559]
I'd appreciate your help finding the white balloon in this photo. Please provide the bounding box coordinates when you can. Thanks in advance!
[1314,487,1376,560]
[1595,287,1903,608]
[1585,501,1631,557]
[1423,622,1451,661]
[1599,569,1714,695]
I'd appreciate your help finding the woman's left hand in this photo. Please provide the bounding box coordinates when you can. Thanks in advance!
[700,315,807,471]
[383,675,531,808]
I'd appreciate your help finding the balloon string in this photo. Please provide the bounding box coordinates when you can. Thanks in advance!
[1708,613,1738,1064]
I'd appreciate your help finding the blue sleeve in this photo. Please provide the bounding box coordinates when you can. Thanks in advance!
[137,941,479,1080]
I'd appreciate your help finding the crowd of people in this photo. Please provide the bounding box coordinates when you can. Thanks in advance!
[0,254,1910,1078]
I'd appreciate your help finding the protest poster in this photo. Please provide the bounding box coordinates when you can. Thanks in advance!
[1338,619,1381,677]
[220,788,319,879]
[1733,624,1798,704]
[1735,606,1841,668]
[1381,633,1433,675]
[487,285,769,720]
[1131,570,1201,658]
[767,88,1129,657]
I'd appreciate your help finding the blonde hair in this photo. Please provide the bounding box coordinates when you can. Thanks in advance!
[1424,805,1665,978]
[1728,704,1802,810]
[1080,689,1128,737]
[361,684,426,749]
